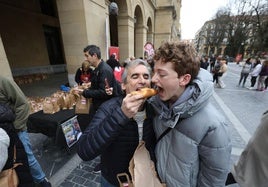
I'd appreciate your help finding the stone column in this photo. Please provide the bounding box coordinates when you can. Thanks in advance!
[117,15,135,63]
[135,25,147,59]
[56,0,88,86]
[56,0,107,86]
[154,8,173,48]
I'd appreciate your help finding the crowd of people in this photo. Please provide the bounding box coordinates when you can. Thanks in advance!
[236,57,268,91]
[199,53,268,91]
[1,40,268,187]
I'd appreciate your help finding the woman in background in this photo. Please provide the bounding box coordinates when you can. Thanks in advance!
[247,59,262,89]
[237,57,252,87]
[257,59,268,91]
[75,60,93,85]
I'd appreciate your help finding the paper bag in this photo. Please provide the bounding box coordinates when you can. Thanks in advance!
[117,141,165,187]
[75,96,91,114]
[43,97,55,114]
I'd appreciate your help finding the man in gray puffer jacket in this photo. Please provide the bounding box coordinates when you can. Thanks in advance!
[149,41,232,187]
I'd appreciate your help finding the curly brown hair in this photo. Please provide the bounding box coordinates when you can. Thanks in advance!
[153,41,200,82]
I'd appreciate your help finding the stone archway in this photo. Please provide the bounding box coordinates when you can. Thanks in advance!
[146,17,153,43]
[134,5,145,59]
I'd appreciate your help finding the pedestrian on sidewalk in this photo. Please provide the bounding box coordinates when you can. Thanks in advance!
[200,56,209,70]
[257,59,268,91]
[0,75,51,187]
[209,54,216,73]
[237,57,252,87]
[213,57,228,88]
[265,76,268,91]
[77,59,156,187]
[247,58,262,89]
[226,109,268,187]
[149,41,232,187]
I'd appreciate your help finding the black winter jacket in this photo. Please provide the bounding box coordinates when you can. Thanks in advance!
[0,103,34,187]
[82,60,115,115]
[77,96,156,185]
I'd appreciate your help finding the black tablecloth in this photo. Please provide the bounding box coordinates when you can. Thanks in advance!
[27,109,75,137]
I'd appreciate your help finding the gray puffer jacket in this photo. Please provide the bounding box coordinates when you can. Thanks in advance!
[149,69,232,187]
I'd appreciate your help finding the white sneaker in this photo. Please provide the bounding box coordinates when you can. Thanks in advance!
[248,87,254,90]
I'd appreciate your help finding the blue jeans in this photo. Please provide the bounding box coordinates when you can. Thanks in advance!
[101,176,117,187]
[18,130,46,183]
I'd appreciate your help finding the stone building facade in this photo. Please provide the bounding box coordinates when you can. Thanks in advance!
[0,0,181,84]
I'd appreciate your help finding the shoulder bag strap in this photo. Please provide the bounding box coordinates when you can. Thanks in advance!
[156,127,171,143]
[12,145,22,168]
[156,118,184,143]
[13,145,16,163]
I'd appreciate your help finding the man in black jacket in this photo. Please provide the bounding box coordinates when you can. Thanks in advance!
[77,59,156,187]
[81,45,118,120]
[78,45,120,173]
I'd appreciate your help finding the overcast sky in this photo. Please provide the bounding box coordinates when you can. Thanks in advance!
[180,0,229,39]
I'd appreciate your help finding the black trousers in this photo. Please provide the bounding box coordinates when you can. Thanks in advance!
[250,76,258,87]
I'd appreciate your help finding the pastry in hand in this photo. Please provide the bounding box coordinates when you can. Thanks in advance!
[131,88,158,98]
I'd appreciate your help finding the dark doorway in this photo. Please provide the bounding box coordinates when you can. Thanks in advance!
[43,25,65,65]
[109,14,118,46]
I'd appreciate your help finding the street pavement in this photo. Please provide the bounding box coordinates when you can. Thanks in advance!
[20,63,268,187]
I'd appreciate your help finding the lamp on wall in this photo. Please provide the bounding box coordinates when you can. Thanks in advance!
[109,2,118,16]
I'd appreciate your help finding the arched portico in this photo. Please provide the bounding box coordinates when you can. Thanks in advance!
[134,5,145,59]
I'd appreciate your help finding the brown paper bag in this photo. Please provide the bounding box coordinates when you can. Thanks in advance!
[117,141,165,187]
[43,97,55,114]
[75,96,91,114]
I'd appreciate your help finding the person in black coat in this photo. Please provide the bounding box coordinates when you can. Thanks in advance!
[200,56,209,70]
[79,45,119,120]
[77,59,156,186]
[106,54,119,70]
[76,45,122,173]
[0,103,34,187]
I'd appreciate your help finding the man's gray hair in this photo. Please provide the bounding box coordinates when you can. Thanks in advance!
[121,59,152,84]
